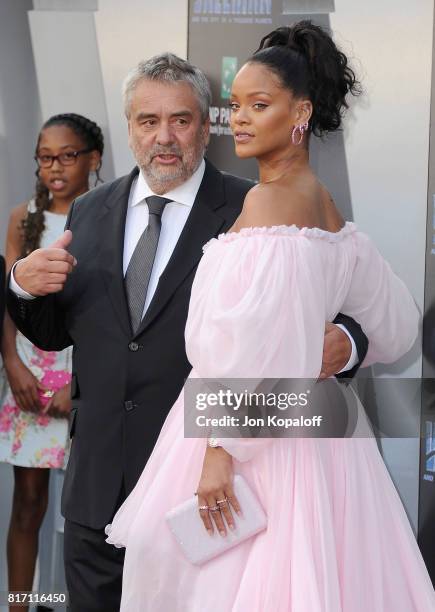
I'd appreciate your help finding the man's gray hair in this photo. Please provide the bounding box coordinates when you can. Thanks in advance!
[123,53,212,122]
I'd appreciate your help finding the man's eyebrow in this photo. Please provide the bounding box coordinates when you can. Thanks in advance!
[135,112,158,121]
[135,110,194,121]
[170,110,194,117]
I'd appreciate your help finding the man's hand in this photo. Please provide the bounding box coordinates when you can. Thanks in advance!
[14,230,76,297]
[320,322,352,379]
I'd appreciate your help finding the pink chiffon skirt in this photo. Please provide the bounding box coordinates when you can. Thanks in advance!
[106,387,435,611]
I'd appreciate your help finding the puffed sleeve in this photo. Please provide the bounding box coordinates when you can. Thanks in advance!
[186,231,328,380]
[184,227,419,462]
[341,232,420,367]
[185,230,329,461]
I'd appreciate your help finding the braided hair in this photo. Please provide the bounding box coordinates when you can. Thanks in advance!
[251,21,361,137]
[21,113,104,257]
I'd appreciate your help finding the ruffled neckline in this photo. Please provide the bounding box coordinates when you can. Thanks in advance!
[203,221,356,252]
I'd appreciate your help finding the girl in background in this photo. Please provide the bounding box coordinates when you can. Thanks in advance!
[0,113,103,609]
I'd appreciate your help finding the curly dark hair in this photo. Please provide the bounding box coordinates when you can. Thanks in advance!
[251,21,361,137]
[21,113,104,257]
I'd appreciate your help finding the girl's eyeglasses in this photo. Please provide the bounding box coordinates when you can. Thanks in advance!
[35,148,93,168]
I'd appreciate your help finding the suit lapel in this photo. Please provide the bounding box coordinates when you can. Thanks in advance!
[98,167,139,336]
[133,161,228,338]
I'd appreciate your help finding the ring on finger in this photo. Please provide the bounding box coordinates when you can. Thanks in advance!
[209,505,220,512]
[198,505,209,511]
[216,498,228,505]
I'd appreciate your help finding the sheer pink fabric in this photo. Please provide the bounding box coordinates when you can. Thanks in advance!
[106,224,433,611]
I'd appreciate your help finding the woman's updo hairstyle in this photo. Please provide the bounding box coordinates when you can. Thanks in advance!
[251,20,361,137]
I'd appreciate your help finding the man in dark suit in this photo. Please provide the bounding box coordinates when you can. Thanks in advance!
[7,54,367,611]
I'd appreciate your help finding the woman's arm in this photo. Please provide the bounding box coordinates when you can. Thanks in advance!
[2,204,27,362]
[342,232,419,366]
[1,204,43,411]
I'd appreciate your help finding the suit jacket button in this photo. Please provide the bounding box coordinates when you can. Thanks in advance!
[125,400,134,412]
[128,341,139,352]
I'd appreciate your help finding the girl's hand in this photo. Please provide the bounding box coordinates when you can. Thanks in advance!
[43,382,71,418]
[4,355,44,412]
[196,446,242,536]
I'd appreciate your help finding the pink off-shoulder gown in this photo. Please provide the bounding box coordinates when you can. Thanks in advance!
[106,223,435,611]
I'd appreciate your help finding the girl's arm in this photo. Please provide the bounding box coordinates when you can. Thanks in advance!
[1,204,43,411]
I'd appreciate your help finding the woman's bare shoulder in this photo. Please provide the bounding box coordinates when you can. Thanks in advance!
[232,177,320,232]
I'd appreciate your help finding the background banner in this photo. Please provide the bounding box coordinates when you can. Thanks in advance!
[188,0,353,220]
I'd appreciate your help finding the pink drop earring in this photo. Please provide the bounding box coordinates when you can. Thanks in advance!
[291,121,309,146]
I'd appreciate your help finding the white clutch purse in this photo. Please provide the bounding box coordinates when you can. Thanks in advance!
[165,474,267,566]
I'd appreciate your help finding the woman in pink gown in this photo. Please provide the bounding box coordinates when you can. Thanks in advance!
[106,21,435,611]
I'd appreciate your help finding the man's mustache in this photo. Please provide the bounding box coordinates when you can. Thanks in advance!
[149,147,183,159]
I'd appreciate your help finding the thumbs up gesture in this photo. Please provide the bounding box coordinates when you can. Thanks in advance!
[14,230,77,297]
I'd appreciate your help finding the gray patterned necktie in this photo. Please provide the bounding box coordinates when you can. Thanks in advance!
[125,195,170,333]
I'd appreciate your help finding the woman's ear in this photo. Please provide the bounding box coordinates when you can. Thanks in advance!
[294,98,313,127]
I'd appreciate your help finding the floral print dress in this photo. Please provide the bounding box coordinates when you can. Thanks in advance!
[0,203,71,468]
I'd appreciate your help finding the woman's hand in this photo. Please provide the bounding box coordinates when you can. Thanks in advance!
[43,382,72,418]
[4,355,44,412]
[196,446,241,536]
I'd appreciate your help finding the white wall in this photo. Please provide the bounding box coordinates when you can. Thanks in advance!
[28,8,115,182]
[94,0,189,177]
[0,1,41,252]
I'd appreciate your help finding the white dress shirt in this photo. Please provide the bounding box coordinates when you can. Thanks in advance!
[123,159,205,315]
[9,157,357,372]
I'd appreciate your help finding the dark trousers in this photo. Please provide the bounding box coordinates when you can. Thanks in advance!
[64,519,125,612]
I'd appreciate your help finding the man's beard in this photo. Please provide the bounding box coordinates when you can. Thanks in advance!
[132,134,206,194]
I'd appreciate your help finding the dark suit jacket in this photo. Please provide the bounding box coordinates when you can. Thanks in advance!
[7,161,367,529]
